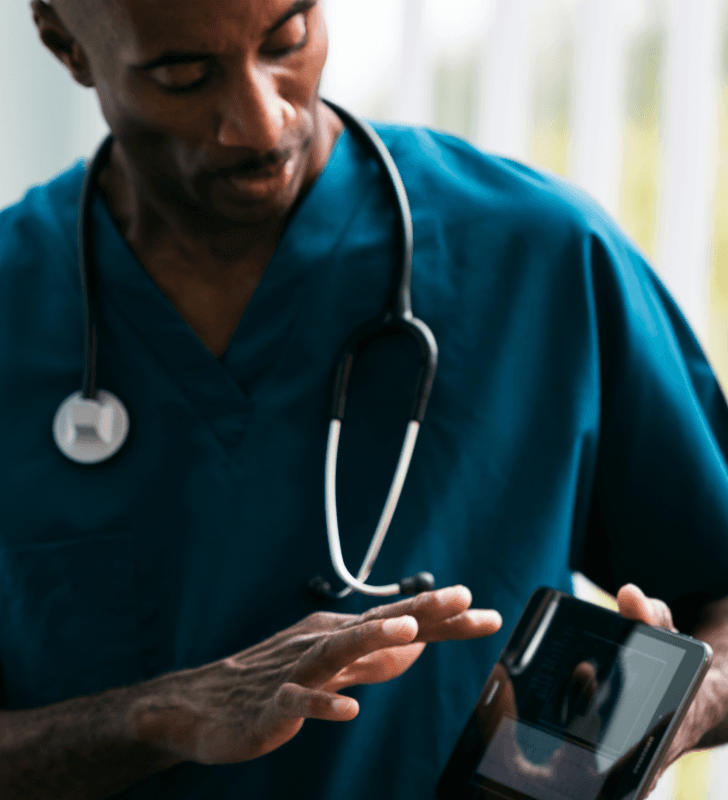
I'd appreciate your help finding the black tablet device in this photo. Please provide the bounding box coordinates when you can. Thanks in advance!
[437,587,712,800]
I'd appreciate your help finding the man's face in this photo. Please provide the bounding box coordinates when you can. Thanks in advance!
[60,0,330,226]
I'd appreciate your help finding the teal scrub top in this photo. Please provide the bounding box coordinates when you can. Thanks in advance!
[2,121,728,799]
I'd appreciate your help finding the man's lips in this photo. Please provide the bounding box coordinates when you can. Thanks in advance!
[214,154,297,202]
[216,148,293,179]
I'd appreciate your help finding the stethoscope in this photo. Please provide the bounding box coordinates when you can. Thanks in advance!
[52,100,438,601]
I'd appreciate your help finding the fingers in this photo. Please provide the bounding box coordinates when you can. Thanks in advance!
[354,585,475,628]
[291,586,501,692]
[418,607,503,642]
[327,607,503,691]
[294,615,419,687]
[617,584,676,631]
[275,682,359,722]
[353,585,501,639]
[327,642,427,690]
[342,585,500,643]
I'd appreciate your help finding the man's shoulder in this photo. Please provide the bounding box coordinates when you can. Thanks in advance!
[369,121,621,243]
[0,161,86,279]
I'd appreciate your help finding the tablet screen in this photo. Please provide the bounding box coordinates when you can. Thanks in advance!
[473,632,685,800]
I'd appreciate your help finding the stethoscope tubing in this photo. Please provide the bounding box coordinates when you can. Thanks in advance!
[78,134,114,400]
[322,99,414,320]
[60,101,438,597]
[324,418,421,598]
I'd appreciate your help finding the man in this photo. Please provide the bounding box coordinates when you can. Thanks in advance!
[1,0,727,797]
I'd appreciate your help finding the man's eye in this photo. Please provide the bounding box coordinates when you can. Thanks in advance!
[151,63,209,93]
[263,13,308,57]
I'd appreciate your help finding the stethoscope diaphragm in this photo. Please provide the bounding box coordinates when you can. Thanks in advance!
[52,389,129,464]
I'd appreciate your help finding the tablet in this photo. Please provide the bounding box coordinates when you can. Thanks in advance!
[437,587,712,800]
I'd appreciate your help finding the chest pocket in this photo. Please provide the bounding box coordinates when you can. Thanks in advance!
[0,531,142,709]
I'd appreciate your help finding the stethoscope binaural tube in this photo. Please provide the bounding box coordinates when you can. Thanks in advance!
[308,102,438,600]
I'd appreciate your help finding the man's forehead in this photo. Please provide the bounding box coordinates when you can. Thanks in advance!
[57,0,293,31]
[51,0,130,40]
[55,0,303,54]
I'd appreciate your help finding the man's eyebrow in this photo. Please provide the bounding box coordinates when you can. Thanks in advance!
[135,0,317,71]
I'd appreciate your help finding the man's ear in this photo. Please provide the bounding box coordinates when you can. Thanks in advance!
[30,0,95,87]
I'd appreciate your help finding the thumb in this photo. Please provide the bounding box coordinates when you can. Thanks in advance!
[616,584,676,631]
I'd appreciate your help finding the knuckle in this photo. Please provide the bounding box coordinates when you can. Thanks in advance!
[278,684,310,716]
[359,606,380,623]
[350,622,370,647]
[298,692,313,717]
[305,611,342,629]
[315,631,343,665]
[414,591,432,608]
[319,625,366,664]
[309,692,331,717]
[656,600,674,627]
[275,683,292,710]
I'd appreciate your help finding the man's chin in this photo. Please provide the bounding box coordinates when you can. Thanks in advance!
[214,203,290,230]
[194,163,306,228]
[209,189,297,228]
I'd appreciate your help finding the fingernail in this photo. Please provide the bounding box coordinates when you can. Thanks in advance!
[434,588,451,604]
[382,616,412,635]
[434,586,470,606]
[477,610,503,628]
[332,698,351,714]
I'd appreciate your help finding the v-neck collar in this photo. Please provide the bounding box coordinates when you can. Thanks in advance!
[91,127,380,457]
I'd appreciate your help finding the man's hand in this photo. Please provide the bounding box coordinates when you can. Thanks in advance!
[616,584,720,795]
[131,585,502,765]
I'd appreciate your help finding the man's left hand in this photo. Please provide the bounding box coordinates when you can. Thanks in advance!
[617,584,721,793]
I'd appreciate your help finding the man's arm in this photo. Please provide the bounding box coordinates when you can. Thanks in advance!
[0,585,501,800]
[0,687,181,800]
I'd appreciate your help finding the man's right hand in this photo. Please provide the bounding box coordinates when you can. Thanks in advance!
[131,585,502,764]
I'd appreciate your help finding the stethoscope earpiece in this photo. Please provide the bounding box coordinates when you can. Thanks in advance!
[306,571,436,601]
[52,389,129,465]
[398,571,436,595]
[307,576,336,601]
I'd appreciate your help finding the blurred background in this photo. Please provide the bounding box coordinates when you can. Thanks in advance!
[1,0,727,796]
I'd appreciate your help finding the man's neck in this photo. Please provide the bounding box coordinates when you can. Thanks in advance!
[100,164,282,279]
[98,101,344,280]
[94,102,344,358]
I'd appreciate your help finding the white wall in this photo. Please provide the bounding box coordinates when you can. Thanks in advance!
[0,1,107,209]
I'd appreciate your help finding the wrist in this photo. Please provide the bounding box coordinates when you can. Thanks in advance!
[693,666,728,750]
[128,678,197,764]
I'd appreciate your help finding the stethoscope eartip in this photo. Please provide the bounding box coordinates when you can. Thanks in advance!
[399,572,436,595]
[307,575,335,601]
[308,571,436,601]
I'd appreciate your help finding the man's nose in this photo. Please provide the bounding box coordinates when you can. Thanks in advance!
[217,64,295,151]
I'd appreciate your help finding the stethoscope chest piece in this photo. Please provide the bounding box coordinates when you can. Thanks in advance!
[52,389,129,464]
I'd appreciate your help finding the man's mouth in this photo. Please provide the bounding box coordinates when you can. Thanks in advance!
[219,152,289,178]
[215,153,297,202]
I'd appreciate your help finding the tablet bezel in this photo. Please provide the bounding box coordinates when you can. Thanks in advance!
[436,587,712,800]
